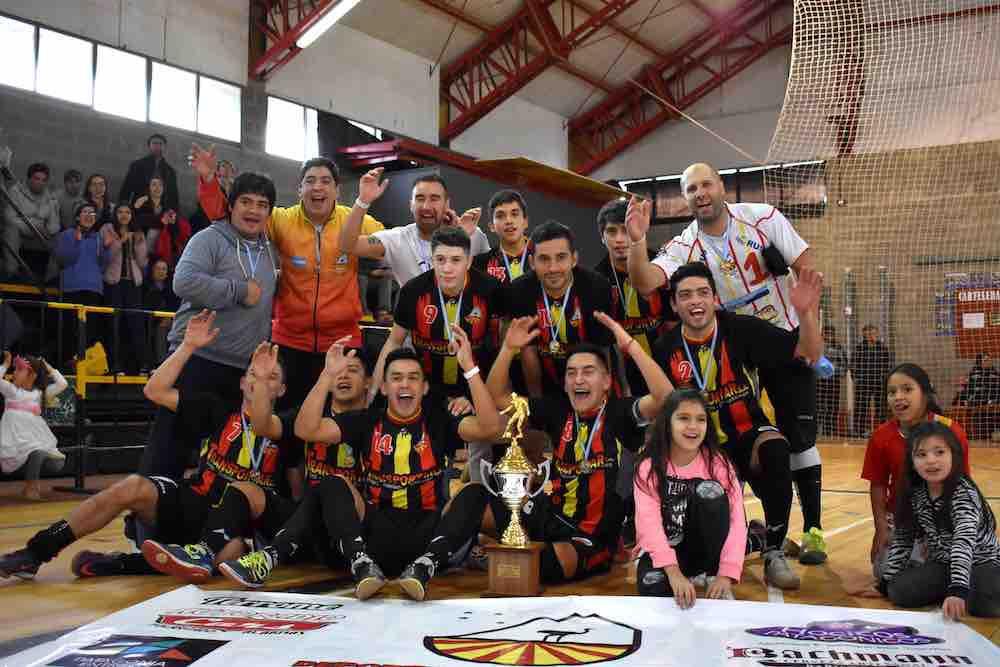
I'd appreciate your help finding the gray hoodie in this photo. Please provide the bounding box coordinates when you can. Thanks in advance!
[168,221,279,369]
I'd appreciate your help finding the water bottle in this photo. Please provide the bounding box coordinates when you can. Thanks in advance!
[814,355,835,379]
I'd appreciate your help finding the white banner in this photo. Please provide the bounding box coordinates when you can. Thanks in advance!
[9,586,1000,667]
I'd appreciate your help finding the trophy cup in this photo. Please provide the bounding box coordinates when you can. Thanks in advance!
[480,393,550,596]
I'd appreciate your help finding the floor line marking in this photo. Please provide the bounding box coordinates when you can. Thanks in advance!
[823,517,873,538]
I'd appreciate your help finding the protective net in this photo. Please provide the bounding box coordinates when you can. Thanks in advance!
[765,0,1000,441]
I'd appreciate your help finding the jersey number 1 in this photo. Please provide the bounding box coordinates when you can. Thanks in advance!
[743,253,768,286]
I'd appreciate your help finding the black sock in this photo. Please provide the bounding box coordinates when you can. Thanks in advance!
[317,477,366,562]
[202,486,252,555]
[793,464,823,532]
[751,440,792,552]
[27,520,76,562]
[426,484,489,570]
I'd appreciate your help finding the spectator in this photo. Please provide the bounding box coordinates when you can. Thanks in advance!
[102,203,148,374]
[357,256,392,317]
[853,323,892,436]
[54,203,113,362]
[959,353,1000,407]
[143,258,179,366]
[817,326,848,436]
[151,209,192,269]
[52,169,83,231]
[119,134,178,210]
[134,175,167,245]
[0,149,60,280]
[84,173,115,229]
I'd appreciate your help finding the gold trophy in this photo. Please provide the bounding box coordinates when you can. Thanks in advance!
[480,393,550,596]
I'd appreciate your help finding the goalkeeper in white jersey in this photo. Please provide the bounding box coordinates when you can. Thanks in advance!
[626,162,828,566]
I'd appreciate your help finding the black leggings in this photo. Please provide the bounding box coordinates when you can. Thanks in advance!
[888,560,1000,617]
[636,481,730,596]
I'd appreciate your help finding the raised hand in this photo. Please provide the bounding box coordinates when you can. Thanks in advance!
[450,324,476,371]
[188,142,218,181]
[133,195,149,209]
[594,310,631,348]
[250,341,280,381]
[456,207,482,237]
[358,167,389,206]
[323,336,356,379]
[447,395,473,416]
[503,316,540,351]
[183,310,220,349]
[625,195,652,242]
[2,351,11,368]
[790,267,824,315]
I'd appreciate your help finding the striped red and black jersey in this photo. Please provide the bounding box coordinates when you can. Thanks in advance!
[473,243,533,284]
[655,311,799,446]
[305,407,361,486]
[507,267,615,393]
[394,268,504,397]
[594,254,677,395]
[528,395,646,540]
[176,390,295,501]
[336,398,463,512]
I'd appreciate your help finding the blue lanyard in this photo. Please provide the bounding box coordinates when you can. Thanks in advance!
[541,283,573,344]
[239,241,265,280]
[680,325,719,392]
[240,413,269,472]
[436,283,464,345]
[574,403,606,471]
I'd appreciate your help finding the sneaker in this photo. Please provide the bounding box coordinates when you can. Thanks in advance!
[218,549,275,589]
[798,527,828,565]
[142,540,214,583]
[706,576,736,600]
[397,556,435,602]
[351,554,387,601]
[71,550,128,578]
[764,550,801,590]
[0,549,40,580]
[783,538,801,558]
[747,519,767,555]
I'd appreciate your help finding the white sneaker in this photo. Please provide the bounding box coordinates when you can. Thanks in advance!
[764,550,801,590]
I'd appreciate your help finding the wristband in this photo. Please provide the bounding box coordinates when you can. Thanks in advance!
[630,236,646,247]
[355,197,371,210]
[463,366,480,380]
[623,338,637,357]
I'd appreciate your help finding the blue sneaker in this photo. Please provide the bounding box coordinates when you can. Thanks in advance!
[142,540,214,583]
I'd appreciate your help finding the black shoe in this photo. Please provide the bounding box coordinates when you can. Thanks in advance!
[351,555,386,601]
[397,556,435,602]
[0,549,41,580]
[71,550,128,577]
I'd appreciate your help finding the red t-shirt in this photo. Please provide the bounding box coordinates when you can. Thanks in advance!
[861,413,971,512]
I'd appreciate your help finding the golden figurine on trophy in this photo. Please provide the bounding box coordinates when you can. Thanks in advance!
[480,393,550,596]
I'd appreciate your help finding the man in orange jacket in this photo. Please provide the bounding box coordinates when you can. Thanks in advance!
[191,145,389,492]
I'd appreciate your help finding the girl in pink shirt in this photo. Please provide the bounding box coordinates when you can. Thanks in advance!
[634,389,747,607]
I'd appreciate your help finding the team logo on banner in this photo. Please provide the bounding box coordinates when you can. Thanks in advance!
[424,613,640,665]
[47,634,226,667]
[745,620,944,646]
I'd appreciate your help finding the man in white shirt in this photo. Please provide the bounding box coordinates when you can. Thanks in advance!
[626,162,827,566]
[339,174,489,287]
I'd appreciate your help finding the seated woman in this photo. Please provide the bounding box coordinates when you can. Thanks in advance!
[875,422,1000,620]
[0,352,69,500]
[861,363,971,579]
[634,389,746,607]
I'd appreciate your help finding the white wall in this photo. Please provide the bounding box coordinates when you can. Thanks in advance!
[0,0,249,85]
[591,46,791,180]
[266,24,439,145]
[451,95,569,169]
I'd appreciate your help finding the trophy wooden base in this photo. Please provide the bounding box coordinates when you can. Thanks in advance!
[482,542,544,597]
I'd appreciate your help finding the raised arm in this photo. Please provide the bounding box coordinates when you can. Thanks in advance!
[42,359,68,399]
[294,337,354,443]
[594,311,672,420]
[486,316,539,412]
[142,309,219,412]
[369,324,407,403]
[451,324,501,442]
[246,342,286,440]
[624,196,666,297]
[340,167,389,259]
[189,143,229,221]
[790,267,824,364]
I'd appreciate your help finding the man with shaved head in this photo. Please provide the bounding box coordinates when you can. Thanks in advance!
[625,161,828,567]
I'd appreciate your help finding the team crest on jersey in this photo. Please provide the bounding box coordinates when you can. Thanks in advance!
[465,306,483,326]
[569,306,582,328]
[424,612,641,665]
[336,253,349,265]
[487,264,506,281]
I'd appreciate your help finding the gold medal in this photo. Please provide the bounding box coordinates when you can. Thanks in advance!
[549,339,562,354]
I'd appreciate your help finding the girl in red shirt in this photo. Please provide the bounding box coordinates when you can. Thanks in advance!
[861,363,970,579]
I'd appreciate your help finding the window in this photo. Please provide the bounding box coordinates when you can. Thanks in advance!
[149,62,196,131]
[349,119,383,140]
[266,97,306,161]
[0,17,35,91]
[197,76,241,143]
[36,28,93,106]
[94,45,146,121]
[306,108,319,159]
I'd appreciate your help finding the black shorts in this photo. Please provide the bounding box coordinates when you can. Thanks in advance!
[487,493,614,581]
[725,424,784,481]
[759,358,817,454]
[147,476,211,545]
[254,490,299,542]
[363,505,441,577]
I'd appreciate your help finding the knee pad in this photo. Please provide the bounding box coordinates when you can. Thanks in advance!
[540,543,567,584]
[637,566,669,597]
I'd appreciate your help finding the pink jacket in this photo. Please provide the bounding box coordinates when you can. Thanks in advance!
[100,224,149,286]
[634,453,747,581]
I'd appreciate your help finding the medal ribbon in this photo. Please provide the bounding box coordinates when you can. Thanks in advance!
[240,413,269,472]
[541,283,573,347]
[681,325,719,392]
[501,243,529,281]
[574,402,606,472]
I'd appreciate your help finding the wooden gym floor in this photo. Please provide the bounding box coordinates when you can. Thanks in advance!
[1,443,998,653]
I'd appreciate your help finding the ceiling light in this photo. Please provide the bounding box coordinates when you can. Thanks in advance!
[297,0,364,49]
